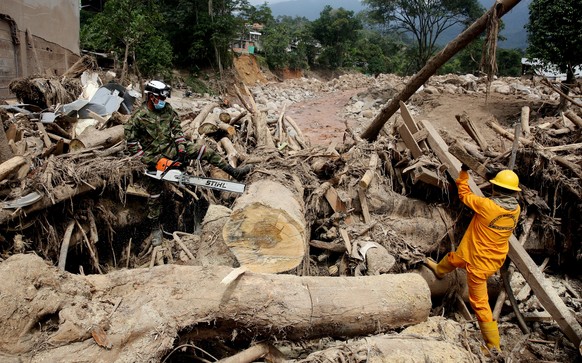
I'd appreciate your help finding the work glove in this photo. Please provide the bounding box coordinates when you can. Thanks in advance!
[461,163,470,171]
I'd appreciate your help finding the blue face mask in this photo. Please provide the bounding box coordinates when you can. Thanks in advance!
[154,99,166,110]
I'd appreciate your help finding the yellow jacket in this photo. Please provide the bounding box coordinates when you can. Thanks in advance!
[455,170,520,276]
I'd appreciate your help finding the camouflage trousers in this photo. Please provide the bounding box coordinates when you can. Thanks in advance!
[144,177,163,222]
[182,141,227,169]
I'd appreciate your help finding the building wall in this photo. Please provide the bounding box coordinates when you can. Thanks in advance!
[0,0,80,98]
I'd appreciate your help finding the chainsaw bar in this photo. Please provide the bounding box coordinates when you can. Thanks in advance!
[145,169,245,194]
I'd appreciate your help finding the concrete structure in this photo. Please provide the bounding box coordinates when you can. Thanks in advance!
[232,23,263,55]
[0,1,80,98]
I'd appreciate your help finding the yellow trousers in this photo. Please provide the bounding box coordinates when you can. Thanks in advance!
[438,252,494,322]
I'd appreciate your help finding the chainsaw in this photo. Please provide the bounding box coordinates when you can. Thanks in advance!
[144,157,246,194]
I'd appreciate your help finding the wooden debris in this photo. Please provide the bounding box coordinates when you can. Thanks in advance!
[57,221,76,271]
[564,110,582,129]
[521,106,531,137]
[324,186,354,224]
[456,112,489,150]
[69,125,124,151]
[0,156,26,181]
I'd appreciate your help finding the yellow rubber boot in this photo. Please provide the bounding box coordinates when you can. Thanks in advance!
[425,256,455,279]
[479,321,501,353]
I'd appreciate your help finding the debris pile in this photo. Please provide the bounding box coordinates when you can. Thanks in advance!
[0,57,581,362]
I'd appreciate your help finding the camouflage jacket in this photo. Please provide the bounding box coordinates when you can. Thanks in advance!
[124,103,187,165]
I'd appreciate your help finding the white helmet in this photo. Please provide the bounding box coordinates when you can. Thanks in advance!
[144,80,171,98]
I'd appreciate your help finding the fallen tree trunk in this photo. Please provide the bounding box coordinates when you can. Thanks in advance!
[361,0,522,141]
[0,179,105,225]
[0,254,431,362]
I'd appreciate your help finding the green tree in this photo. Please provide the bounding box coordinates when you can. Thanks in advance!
[261,16,315,71]
[363,0,483,71]
[311,6,363,68]
[349,29,408,75]
[242,3,275,28]
[160,0,248,73]
[261,22,292,69]
[526,0,582,86]
[80,0,171,82]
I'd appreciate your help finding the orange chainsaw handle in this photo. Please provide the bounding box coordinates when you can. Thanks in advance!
[156,157,179,171]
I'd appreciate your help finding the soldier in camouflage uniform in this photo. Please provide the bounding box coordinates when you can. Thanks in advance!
[124,80,251,246]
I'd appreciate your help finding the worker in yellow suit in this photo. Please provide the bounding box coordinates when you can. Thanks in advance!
[426,165,521,352]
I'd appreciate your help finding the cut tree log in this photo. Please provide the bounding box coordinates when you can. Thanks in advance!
[183,102,218,140]
[222,179,306,273]
[229,110,247,125]
[361,0,523,141]
[0,254,431,362]
[198,114,236,138]
[69,125,124,151]
[421,121,582,347]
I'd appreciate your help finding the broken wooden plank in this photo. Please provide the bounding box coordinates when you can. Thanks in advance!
[455,112,489,150]
[409,166,445,188]
[325,186,354,225]
[358,188,371,224]
[398,123,423,159]
[417,119,481,192]
[426,121,582,347]
[339,228,352,254]
[36,122,53,148]
[399,101,429,151]
[521,106,531,137]
[448,143,489,179]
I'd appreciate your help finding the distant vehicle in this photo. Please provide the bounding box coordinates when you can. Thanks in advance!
[521,58,582,81]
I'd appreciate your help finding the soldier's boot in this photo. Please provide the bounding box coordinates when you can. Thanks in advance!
[221,164,253,181]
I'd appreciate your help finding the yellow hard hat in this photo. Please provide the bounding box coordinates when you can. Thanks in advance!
[490,170,521,191]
